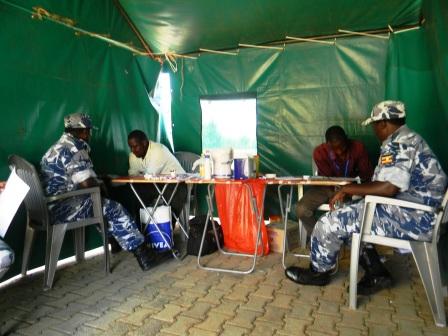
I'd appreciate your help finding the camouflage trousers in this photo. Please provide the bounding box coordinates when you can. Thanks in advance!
[311,200,435,272]
[0,238,14,279]
[50,196,144,251]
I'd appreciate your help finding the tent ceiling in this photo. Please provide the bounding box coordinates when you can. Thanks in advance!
[119,0,422,55]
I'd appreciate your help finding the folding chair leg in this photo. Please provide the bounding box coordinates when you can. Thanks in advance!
[21,222,36,276]
[100,221,110,274]
[349,233,361,309]
[410,242,446,327]
[44,224,67,290]
[74,227,85,262]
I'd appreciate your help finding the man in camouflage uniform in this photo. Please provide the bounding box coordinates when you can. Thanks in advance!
[285,100,447,294]
[41,113,158,271]
[0,238,14,279]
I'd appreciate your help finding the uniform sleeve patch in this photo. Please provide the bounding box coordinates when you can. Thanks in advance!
[380,154,394,165]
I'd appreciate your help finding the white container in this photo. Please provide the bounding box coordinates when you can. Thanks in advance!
[209,148,233,177]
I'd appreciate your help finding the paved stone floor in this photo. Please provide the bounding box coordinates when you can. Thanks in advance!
[0,247,447,335]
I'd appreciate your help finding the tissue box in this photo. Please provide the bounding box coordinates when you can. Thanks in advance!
[266,220,299,253]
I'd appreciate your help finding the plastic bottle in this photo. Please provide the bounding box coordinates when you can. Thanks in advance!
[204,152,212,180]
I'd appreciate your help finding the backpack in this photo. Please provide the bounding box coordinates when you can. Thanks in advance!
[187,215,224,256]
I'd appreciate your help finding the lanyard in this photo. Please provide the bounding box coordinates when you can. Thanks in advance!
[331,156,350,177]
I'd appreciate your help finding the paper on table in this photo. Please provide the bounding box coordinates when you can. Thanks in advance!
[0,168,30,238]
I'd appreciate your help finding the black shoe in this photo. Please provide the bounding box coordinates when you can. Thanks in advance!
[285,266,331,286]
[133,244,156,271]
[357,273,393,295]
[109,237,123,254]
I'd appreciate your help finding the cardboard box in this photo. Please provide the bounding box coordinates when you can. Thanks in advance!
[266,220,299,253]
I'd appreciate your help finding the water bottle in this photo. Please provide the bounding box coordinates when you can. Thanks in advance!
[204,153,212,179]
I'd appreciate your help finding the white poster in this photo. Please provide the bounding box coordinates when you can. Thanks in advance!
[0,168,30,238]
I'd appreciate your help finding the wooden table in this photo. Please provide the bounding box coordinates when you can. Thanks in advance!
[265,176,359,268]
[112,175,191,260]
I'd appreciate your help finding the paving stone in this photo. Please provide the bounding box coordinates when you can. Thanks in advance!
[337,307,368,330]
[141,294,172,311]
[85,311,127,330]
[336,326,365,336]
[80,298,122,317]
[74,325,105,335]
[225,285,254,303]
[240,295,270,313]
[76,290,110,306]
[195,312,230,333]
[226,309,262,330]
[214,278,239,292]
[321,286,345,302]
[365,307,397,327]
[51,312,96,335]
[188,327,218,336]
[181,301,214,320]
[111,297,147,314]
[126,318,167,336]
[315,300,341,317]
[102,321,135,336]
[117,307,154,326]
[366,294,394,311]
[220,323,248,336]
[306,313,340,335]
[277,316,310,335]
[160,315,201,335]
[393,304,426,323]
[51,302,91,320]
[152,304,184,323]
[250,321,280,336]
[251,284,275,299]
[268,293,293,309]
[0,318,30,335]
[197,289,226,305]
[209,299,239,317]
[257,306,287,326]
[296,287,321,305]
[16,317,62,335]
[395,318,425,335]
[276,280,300,296]
[287,302,315,321]
[367,323,396,336]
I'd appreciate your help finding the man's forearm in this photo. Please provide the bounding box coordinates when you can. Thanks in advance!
[341,181,399,198]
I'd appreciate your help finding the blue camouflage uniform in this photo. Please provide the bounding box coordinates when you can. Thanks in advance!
[41,132,144,251]
[0,238,14,279]
[311,124,447,272]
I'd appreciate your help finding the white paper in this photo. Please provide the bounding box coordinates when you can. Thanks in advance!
[0,168,30,238]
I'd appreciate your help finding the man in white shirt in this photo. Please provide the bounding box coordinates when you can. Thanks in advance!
[122,130,187,226]
[128,130,185,176]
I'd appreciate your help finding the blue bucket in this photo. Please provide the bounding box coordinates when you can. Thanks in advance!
[140,206,173,252]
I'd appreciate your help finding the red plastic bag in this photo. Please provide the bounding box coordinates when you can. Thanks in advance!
[215,179,269,255]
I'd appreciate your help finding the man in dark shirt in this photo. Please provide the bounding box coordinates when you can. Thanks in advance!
[296,125,373,236]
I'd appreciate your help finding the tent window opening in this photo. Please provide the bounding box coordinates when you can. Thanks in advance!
[151,72,173,150]
[200,95,257,157]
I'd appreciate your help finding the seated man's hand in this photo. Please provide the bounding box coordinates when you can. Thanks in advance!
[329,189,347,211]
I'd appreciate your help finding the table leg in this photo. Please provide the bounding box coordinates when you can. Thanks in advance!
[129,183,180,260]
[278,184,309,269]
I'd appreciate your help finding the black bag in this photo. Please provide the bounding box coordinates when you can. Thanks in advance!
[187,215,224,256]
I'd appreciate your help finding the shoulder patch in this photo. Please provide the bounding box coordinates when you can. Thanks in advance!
[380,154,394,165]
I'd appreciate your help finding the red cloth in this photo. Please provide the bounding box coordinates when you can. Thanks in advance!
[215,179,269,255]
[313,140,373,181]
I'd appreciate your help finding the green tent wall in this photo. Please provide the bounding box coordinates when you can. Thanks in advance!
[0,0,446,281]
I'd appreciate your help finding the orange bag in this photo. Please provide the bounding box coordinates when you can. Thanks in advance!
[215,179,269,255]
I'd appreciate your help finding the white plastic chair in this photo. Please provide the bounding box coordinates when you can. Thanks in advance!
[9,155,110,290]
[349,191,448,327]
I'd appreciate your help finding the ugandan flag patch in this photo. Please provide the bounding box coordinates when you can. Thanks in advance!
[380,154,394,165]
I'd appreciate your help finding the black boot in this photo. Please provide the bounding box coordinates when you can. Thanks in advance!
[108,237,122,254]
[133,244,156,271]
[358,246,392,295]
[285,266,332,286]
